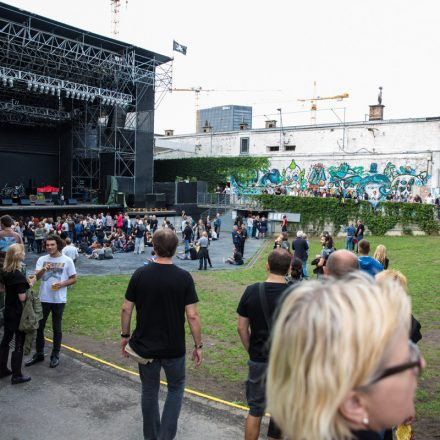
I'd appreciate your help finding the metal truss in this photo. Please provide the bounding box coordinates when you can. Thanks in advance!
[0,66,132,105]
[0,10,173,199]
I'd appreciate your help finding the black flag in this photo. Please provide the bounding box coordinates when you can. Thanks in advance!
[173,40,187,55]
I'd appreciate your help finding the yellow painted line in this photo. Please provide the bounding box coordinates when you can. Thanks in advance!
[45,337,251,413]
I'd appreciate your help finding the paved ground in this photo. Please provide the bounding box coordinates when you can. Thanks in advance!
[24,213,265,276]
[0,346,250,439]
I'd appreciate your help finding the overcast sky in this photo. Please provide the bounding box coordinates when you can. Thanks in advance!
[5,0,440,134]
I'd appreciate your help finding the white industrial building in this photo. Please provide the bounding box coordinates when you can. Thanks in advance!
[154,115,440,199]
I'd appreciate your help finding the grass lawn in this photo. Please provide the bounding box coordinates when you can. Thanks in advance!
[60,235,440,424]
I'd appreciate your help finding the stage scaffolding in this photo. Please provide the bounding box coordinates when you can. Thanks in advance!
[0,2,172,200]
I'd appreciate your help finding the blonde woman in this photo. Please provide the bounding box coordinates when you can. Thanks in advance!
[0,244,34,384]
[374,245,389,269]
[267,272,424,440]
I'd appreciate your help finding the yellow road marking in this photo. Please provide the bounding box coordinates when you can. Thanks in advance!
[45,337,251,413]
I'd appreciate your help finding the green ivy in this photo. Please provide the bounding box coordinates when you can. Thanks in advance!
[254,195,439,235]
[154,157,270,191]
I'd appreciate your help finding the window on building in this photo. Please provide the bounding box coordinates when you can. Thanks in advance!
[240,137,249,155]
[267,146,280,152]
[284,145,296,151]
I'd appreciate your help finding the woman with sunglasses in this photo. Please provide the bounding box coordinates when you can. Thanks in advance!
[266,272,425,440]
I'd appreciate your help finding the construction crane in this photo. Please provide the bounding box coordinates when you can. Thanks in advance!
[110,0,128,37]
[298,81,349,124]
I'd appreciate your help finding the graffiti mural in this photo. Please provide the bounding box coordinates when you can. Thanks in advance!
[230,159,430,200]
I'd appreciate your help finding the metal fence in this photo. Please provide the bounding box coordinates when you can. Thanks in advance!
[197,193,262,210]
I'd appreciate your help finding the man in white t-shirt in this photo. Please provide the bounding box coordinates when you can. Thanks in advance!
[25,235,76,369]
[62,237,79,263]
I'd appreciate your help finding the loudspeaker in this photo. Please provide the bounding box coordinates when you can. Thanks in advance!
[126,194,135,207]
[116,192,125,206]
[1,199,13,206]
[20,199,31,206]
[35,200,46,206]
[67,198,78,205]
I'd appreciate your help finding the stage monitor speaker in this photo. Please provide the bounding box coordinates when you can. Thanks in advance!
[116,192,125,206]
[67,198,78,205]
[20,199,31,206]
[126,194,135,207]
[35,200,46,206]
[1,199,13,206]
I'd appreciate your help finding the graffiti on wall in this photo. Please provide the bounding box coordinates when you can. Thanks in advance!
[230,160,430,200]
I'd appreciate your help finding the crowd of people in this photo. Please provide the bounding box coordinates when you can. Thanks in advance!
[0,209,427,440]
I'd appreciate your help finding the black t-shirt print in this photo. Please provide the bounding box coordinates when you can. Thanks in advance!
[125,263,198,359]
[237,282,288,362]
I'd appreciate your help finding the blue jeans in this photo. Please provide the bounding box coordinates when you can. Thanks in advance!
[302,258,308,278]
[346,236,354,251]
[356,235,363,252]
[184,239,190,255]
[139,356,186,440]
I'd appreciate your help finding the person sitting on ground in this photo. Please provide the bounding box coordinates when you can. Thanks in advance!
[358,239,384,277]
[325,249,360,278]
[373,244,389,270]
[88,243,104,260]
[267,272,425,440]
[103,242,113,259]
[225,248,244,266]
[124,236,135,253]
[62,237,78,263]
[144,231,153,247]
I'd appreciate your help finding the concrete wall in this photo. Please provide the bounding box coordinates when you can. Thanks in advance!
[154,117,440,198]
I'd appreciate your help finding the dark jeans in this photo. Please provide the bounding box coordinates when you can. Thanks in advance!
[0,325,25,352]
[36,302,66,355]
[198,248,211,269]
[35,239,43,253]
[139,356,186,440]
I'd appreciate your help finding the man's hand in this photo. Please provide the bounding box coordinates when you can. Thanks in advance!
[191,348,203,368]
[121,337,130,358]
[51,282,62,290]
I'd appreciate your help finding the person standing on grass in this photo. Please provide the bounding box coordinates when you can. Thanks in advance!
[292,231,309,279]
[237,249,292,440]
[344,222,356,251]
[121,228,203,440]
[354,219,365,253]
[25,235,76,369]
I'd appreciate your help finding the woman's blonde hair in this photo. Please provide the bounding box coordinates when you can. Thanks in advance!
[373,244,387,266]
[266,272,411,440]
[376,269,408,293]
[2,243,25,273]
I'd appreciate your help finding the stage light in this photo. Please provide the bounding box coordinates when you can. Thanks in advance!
[56,88,61,97]
[8,78,13,87]
[66,90,71,98]
[27,81,32,91]
[44,86,49,94]
[90,95,95,102]
[32,83,38,92]
[111,99,116,105]
[39,85,44,93]
[81,93,86,100]
[50,87,55,95]
[2,77,6,86]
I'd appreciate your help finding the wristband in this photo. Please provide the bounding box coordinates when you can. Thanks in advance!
[194,343,203,349]
[121,333,130,338]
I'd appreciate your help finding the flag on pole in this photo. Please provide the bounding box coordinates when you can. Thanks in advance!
[173,40,187,55]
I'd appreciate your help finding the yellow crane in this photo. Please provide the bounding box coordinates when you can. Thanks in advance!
[110,0,128,37]
[298,81,349,124]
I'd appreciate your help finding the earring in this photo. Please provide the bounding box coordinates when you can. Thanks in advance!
[363,415,369,425]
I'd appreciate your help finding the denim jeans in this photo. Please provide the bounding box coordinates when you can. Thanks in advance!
[355,235,363,252]
[135,237,143,254]
[36,302,66,355]
[346,236,354,251]
[302,258,309,278]
[139,356,186,440]
[184,239,190,255]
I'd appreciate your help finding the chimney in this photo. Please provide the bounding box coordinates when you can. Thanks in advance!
[239,122,249,130]
[202,120,212,133]
[265,120,277,129]
[164,129,174,136]
[369,86,385,121]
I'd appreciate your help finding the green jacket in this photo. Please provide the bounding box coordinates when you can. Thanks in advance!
[19,289,43,355]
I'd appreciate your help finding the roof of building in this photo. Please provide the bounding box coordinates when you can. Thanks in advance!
[0,1,171,65]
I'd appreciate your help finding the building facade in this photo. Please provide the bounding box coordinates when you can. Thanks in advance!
[155,117,440,200]
[196,105,252,133]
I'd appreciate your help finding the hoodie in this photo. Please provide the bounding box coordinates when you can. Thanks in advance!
[358,256,384,277]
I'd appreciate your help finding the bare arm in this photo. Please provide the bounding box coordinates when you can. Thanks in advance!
[52,274,76,290]
[237,315,250,352]
[120,299,135,357]
[186,303,203,368]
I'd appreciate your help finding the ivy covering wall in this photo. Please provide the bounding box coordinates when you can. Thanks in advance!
[154,157,270,190]
[255,195,439,235]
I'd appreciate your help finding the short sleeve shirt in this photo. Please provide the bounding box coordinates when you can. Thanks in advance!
[36,254,76,303]
[125,263,198,359]
[237,282,288,362]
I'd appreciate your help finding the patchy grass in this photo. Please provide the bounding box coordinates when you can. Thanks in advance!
[60,235,440,420]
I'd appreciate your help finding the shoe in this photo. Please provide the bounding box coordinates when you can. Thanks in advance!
[11,375,31,385]
[50,356,59,368]
[210,265,213,268]
[25,352,45,367]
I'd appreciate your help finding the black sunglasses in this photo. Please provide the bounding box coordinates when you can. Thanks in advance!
[370,341,423,385]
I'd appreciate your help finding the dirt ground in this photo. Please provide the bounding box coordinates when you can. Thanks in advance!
[57,333,439,439]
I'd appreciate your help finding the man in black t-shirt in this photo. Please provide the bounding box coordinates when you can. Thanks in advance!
[120,229,203,440]
[237,249,292,440]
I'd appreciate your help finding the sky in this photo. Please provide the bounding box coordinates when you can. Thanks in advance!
[4,0,440,134]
